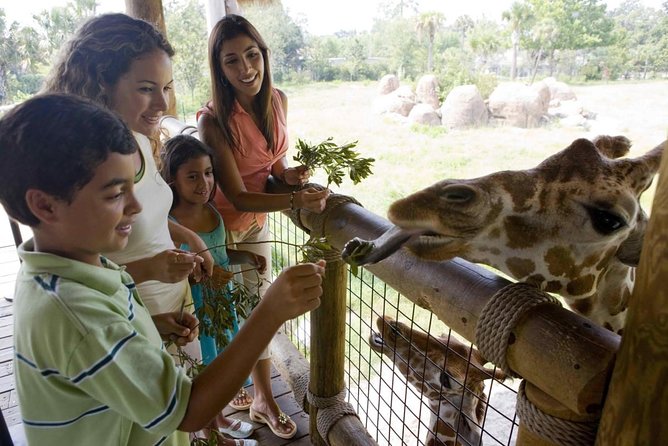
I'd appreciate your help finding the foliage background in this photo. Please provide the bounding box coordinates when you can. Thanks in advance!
[1,0,668,113]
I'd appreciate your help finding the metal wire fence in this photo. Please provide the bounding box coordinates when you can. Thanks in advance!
[268,211,519,446]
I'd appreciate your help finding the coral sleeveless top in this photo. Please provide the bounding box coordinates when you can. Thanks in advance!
[197,88,288,231]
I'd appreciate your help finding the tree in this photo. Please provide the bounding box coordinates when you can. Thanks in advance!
[33,0,98,62]
[245,4,305,82]
[165,0,207,101]
[453,15,474,48]
[522,0,614,80]
[0,10,46,104]
[502,2,534,79]
[469,19,505,72]
[416,12,445,72]
[379,0,419,20]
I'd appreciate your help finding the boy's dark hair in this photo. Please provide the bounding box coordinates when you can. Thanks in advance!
[161,134,218,207]
[0,93,138,226]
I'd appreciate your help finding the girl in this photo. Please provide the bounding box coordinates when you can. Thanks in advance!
[162,134,266,442]
[197,14,329,439]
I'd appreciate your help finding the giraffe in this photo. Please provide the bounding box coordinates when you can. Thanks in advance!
[370,315,505,446]
[344,136,666,334]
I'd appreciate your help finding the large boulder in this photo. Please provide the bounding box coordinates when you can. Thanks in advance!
[416,75,440,109]
[408,103,441,126]
[487,82,546,128]
[440,85,488,129]
[543,77,576,103]
[378,74,400,95]
[373,86,416,117]
[530,80,551,116]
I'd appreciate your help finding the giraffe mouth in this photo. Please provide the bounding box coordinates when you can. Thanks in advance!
[342,225,441,266]
[369,330,386,352]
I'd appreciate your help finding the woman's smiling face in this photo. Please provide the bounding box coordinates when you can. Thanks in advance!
[107,49,173,136]
[220,34,265,105]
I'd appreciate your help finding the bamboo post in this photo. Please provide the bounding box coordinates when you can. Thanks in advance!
[309,250,347,445]
[124,0,177,117]
[596,146,668,443]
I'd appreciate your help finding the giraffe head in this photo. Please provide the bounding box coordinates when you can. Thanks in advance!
[345,136,665,331]
[370,315,505,446]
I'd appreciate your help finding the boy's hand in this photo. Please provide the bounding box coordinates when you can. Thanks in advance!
[152,311,199,347]
[153,249,204,283]
[262,260,325,321]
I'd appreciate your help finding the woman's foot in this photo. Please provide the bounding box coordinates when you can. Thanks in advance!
[229,387,253,410]
[249,403,297,439]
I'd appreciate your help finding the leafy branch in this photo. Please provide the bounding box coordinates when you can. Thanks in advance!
[293,137,375,188]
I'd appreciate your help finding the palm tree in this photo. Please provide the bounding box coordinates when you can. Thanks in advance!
[416,12,445,72]
[502,1,533,80]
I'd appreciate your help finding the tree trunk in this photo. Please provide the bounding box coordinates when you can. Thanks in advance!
[124,0,176,118]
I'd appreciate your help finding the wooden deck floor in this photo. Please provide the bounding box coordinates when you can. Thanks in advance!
[0,241,312,445]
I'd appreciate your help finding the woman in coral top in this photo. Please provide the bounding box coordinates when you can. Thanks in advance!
[197,14,329,440]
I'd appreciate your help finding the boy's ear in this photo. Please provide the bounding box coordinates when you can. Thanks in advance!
[25,189,61,224]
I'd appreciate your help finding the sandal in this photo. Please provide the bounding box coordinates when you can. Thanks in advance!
[229,388,253,411]
[249,407,297,440]
[218,418,253,439]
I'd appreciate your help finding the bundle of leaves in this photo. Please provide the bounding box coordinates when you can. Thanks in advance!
[293,137,375,188]
[197,269,262,350]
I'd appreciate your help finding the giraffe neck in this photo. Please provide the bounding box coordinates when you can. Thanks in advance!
[563,260,633,334]
[425,395,481,446]
[469,237,634,334]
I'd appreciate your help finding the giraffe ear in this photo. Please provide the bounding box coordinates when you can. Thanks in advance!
[592,135,631,159]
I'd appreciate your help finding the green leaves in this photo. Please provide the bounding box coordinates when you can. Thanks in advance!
[293,137,375,188]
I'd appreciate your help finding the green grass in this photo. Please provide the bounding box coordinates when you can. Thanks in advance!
[281,80,667,217]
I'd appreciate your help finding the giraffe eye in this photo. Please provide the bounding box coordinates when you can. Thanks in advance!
[585,206,626,235]
[439,371,452,389]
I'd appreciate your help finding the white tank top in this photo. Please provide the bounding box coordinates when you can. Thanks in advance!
[104,133,188,314]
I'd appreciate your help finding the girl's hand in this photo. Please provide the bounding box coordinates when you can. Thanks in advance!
[186,235,215,281]
[294,187,330,213]
[152,249,204,283]
[247,252,267,274]
[282,165,310,186]
[152,311,199,347]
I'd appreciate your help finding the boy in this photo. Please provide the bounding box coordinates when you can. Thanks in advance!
[0,94,325,445]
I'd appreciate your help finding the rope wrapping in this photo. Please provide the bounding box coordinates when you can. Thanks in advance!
[475,282,561,377]
[307,388,360,445]
[294,372,363,444]
[293,372,310,410]
[516,380,597,445]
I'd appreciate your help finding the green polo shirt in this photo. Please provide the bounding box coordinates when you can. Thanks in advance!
[14,239,192,445]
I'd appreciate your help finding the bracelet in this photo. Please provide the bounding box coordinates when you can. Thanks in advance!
[290,191,296,210]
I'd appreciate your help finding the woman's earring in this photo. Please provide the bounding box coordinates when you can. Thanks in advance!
[222,77,229,87]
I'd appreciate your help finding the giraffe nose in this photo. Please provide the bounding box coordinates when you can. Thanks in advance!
[442,184,477,203]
